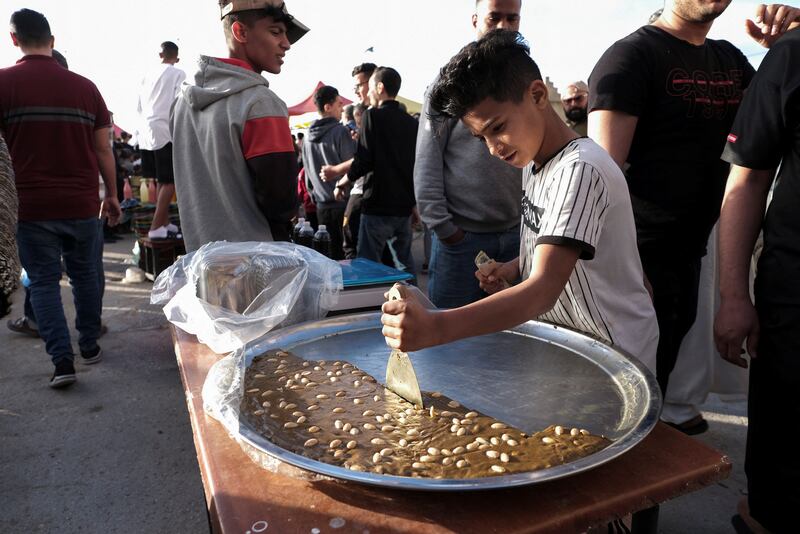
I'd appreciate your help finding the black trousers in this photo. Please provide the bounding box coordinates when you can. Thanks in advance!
[746,303,800,533]
[343,193,361,260]
[316,205,345,260]
[640,253,702,396]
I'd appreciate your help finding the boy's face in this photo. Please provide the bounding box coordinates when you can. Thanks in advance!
[327,96,344,119]
[462,81,547,169]
[237,16,291,74]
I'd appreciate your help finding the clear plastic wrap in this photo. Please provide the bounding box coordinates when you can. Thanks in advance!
[151,241,342,354]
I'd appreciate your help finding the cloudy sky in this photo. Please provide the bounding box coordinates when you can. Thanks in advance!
[1,1,772,132]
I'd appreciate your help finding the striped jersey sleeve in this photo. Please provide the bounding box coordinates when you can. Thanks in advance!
[537,159,609,260]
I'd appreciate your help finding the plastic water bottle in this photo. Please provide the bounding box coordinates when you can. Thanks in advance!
[297,221,315,248]
[312,224,332,258]
[292,217,306,243]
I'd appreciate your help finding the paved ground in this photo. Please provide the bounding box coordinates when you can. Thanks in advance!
[0,232,748,533]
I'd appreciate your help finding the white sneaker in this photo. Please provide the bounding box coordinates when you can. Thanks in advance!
[148,226,168,239]
[166,223,180,233]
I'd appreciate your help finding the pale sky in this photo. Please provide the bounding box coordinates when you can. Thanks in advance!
[1,1,770,134]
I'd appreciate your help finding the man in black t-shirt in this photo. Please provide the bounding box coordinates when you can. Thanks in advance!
[348,67,418,272]
[715,27,800,534]
[588,2,798,425]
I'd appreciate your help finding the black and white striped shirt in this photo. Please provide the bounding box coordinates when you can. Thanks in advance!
[520,139,658,370]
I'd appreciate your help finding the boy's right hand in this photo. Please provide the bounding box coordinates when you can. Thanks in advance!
[475,260,518,294]
[381,284,440,352]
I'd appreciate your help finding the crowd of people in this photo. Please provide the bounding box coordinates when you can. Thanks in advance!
[1,0,800,531]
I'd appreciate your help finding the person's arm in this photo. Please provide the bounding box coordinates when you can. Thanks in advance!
[241,111,299,241]
[321,158,353,182]
[246,153,298,242]
[715,33,796,365]
[93,127,121,225]
[713,166,773,367]
[348,109,374,180]
[382,244,580,352]
[587,110,638,171]
[587,38,648,170]
[413,90,462,243]
[745,3,800,48]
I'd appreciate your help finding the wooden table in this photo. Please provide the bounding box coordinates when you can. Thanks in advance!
[172,327,731,534]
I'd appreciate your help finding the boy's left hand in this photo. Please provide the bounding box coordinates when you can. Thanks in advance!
[381,284,439,352]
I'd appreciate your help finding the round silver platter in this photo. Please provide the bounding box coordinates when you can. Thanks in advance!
[237,312,661,491]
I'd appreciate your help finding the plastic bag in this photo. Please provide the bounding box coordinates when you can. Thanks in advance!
[151,241,342,354]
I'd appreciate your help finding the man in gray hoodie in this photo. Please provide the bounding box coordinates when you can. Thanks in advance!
[302,85,356,260]
[171,0,308,252]
[414,0,522,308]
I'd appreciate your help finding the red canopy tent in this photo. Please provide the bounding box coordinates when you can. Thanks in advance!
[287,81,353,116]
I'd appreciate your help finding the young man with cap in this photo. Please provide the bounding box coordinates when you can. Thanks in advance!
[561,81,588,137]
[171,0,309,251]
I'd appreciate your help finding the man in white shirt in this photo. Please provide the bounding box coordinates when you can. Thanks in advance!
[136,41,186,239]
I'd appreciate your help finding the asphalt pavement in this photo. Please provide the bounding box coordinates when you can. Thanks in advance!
[0,231,747,533]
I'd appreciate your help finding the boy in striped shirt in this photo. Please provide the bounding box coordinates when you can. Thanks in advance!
[381,30,658,373]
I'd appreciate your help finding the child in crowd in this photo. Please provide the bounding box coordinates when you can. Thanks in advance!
[381,30,658,372]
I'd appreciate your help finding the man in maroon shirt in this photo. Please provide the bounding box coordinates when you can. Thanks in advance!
[0,9,121,388]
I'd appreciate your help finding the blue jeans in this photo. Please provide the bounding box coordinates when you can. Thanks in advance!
[358,214,415,274]
[16,218,102,365]
[428,226,520,309]
[23,219,104,324]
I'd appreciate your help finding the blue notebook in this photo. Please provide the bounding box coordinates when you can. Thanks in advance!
[340,258,414,288]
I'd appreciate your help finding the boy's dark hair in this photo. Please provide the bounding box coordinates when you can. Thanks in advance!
[314,85,340,113]
[219,1,292,46]
[373,66,402,98]
[10,9,52,48]
[429,30,542,120]
[351,62,377,78]
[161,41,179,59]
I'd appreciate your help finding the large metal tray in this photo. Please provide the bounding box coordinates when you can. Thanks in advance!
[237,313,661,491]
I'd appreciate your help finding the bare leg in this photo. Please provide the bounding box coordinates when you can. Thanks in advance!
[150,183,175,230]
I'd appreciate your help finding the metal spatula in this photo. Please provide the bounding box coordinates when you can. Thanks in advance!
[384,285,424,408]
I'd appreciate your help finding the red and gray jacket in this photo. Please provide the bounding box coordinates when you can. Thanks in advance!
[171,56,297,252]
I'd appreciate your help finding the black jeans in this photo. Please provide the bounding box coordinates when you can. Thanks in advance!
[640,253,702,396]
[316,205,346,260]
[343,193,362,260]
[747,303,800,533]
